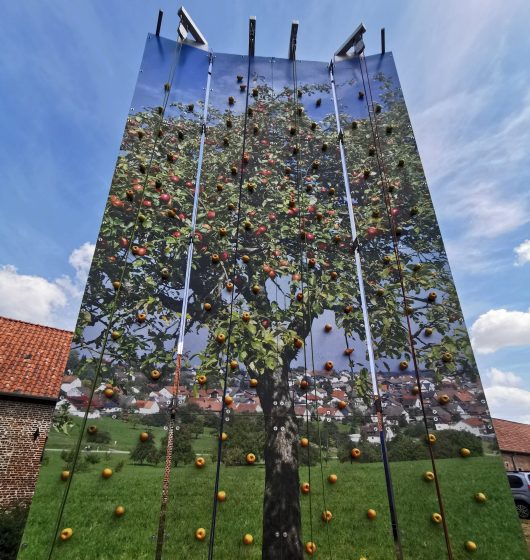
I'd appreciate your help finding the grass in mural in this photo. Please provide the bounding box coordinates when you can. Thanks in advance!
[46,417,166,453]
[20,454,526,560]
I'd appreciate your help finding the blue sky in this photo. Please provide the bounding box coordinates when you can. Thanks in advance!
[0,1,529,422]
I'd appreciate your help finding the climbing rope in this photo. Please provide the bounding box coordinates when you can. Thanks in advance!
[358,52,454,560]
[47,34,184,560]
[207,50,253,560]
[290,55,316,557]
[155,48,214,559]
[329,59,403,559]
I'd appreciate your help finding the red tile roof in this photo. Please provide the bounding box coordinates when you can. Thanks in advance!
[455,391,473,403]
[0,316,72,399]
[188,397,223,412]
[463,417,484,427]
[235,402,259,413]
[492,418,530,455]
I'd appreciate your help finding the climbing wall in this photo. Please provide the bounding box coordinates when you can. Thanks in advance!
[19,33,529,560]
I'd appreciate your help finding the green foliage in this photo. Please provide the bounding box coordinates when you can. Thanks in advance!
[298,443,320,467]
[219,446,248,467]
[0,506,28,560]
[303,419,350,453]
[189,415,204,439]
[141,414,168,427]
[65,350,81,372]
[52,402,74,435]
[161,426,194,467]
[130,432,160,466]
[85,429,111,444]
[213,413,265,465]
[430,429,484,459]
[84,452,101,465]
[387,433,429,462]
[338,439,382,463]
[203,412,220,429]
[403,422,426,438]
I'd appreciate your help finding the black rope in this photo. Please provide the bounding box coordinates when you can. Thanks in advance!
[46,36,183,560]
[358,53,453,560]
[260,55,287,560]
[207,52,253,560]
[290,54,316,554]
[330,60,404,559]
[296,78,334,560]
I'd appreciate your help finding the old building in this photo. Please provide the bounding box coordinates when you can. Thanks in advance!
[493,418,530,471]
[0,316,71,509]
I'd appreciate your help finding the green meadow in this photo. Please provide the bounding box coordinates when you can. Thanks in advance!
[19,418,528,559]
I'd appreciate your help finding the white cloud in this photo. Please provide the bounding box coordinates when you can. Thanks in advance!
[514,239,530,266]
[483,367,530,423]
[448,182,529,239]
[484,385,530,424]
[485,367,522,387]
[0,265,68,326]
[0,242,94,330]
[68,242,95,282]
[471,308,530,354]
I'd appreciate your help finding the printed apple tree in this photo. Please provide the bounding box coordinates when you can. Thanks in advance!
[337,69,482,389]
[64,61,484,560]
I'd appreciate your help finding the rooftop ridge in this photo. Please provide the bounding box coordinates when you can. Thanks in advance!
[0,314,73,334]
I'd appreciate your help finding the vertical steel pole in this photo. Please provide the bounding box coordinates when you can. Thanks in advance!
[155,50,214,560]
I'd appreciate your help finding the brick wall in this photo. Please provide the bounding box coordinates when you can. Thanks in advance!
[0,398,54,509]
[501,452,530,472]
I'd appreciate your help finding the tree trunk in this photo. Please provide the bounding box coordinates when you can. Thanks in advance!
[257,364,303,560]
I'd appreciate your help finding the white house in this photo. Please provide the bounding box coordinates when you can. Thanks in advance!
[136,401,160,415]
[451,420,481,437]
[61,376,82,395]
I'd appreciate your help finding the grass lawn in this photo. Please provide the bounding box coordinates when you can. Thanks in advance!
[46,416,166,453]
[19,451,529,559]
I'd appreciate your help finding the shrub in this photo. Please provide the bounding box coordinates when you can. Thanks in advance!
[0,506,28,560]
[160,427,194,466]
[86,430,111,444]
[220,446,247,466]
[131,432,161,465]
[338,440,382,463]
[387,434,428,462]
[430,429,483,459]
[299,443,320,467]
[84,452,101,464]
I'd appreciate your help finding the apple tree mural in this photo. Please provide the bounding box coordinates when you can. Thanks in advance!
[20,36,529,560]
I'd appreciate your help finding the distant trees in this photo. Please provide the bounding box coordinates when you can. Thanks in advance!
[130,432,160,465]
[86,429,111,445]
[338,428,483,463]
[161,426,194,467]
[213,413,265,466]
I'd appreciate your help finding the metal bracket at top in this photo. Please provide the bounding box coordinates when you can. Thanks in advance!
[155,10,163,36]
[177,6,208,47]
[288,20,298,60]
[249,16,256,56]
[334,22,366,58]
